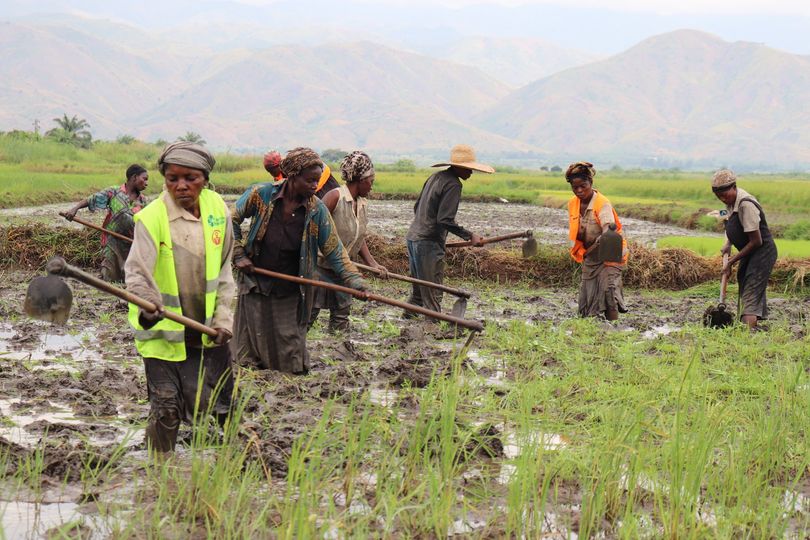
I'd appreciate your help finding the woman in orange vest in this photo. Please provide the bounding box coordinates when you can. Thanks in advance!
[566,162,628,320]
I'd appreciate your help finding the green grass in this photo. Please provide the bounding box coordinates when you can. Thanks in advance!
[659,235,810,259]
[2,287,810,537]
[2,136,810,239]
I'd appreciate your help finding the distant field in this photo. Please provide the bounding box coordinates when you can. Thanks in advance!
[658,236,810,259]
[2,137,810,238]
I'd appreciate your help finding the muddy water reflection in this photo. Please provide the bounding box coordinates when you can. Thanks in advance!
[0,322,97,363]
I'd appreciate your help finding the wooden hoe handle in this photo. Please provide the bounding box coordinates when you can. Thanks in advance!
[250,267,483,332]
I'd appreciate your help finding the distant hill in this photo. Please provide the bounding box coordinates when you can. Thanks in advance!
[437,36,598,88]
[132,41,524,153]
[2,19,810,168]
[476,30,810,168]
[0,20,177,135]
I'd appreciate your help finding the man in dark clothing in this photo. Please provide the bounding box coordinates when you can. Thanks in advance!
[405,145,494,314]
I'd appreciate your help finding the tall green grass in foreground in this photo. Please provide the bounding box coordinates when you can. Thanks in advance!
[3,314,808,537]
[659,235,810,259]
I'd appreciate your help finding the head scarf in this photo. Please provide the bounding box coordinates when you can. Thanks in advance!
[280,147,323,179]
[565,162,596,183]
[711,169,737,190]
[263,150,282,170]
[158,141,216,174]
[340,151,374,184]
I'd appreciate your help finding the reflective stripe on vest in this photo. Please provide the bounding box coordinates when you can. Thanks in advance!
[567,192,628,265]
[128,189,228,361]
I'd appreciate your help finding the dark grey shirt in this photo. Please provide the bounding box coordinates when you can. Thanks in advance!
[406,169,473,244]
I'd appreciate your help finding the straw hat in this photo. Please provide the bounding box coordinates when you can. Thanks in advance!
[432,144,495,174]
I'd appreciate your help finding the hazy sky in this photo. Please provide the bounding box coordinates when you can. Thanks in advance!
[4,0,809,55]
[239,0,810,16]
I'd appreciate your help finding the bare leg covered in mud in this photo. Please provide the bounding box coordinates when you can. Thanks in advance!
[143,346,233,453]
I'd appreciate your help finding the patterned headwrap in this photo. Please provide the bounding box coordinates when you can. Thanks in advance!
[340,150,374,184]
[263,150,282,170]
[711,169,737,190]
[158,141,216,174]
[565,161,596,184]
[280,147,323,178]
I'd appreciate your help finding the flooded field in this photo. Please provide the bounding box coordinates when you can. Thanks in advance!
[1,258,809,537]
[0,198,718,248]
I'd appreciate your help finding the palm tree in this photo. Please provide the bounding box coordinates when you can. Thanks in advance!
[46,114,93,148]
[177,132,206,145]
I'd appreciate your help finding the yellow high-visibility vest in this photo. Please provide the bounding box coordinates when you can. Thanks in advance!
[128,189,228,361]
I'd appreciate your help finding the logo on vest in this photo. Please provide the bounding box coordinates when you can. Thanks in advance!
[212,229,222,246]
[207,215,226,227]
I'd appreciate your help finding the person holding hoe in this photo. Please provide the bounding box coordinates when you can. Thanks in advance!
[405,144,492,315]
[63,164,149,282]
[310,150,388,333]
[565,161,628,320]
[231,147,367,374]
[711,169,777,331]
[124,142,236,454]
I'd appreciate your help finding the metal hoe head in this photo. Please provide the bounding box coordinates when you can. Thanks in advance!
[521,234,538,258]
[24,274,73,324]
[703,303,734,329]
[450,296,468,319]
[598,224,624,263]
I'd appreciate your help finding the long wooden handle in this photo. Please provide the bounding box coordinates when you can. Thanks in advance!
[446,230,532,248]
[354,262,471,299]
[46,257,218,337]
[719,253,729,305]
[60,212,134,243]
[250,267,483,332]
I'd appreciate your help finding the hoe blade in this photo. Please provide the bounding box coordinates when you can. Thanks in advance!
[24,274,72,325]
[522,236,538,258]
[450,296,468,319]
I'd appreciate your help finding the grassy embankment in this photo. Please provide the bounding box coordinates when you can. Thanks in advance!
[2,289,808,537]
[659,236,810,259]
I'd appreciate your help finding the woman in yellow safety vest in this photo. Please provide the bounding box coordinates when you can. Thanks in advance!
[566,162,628,320]
[125,141,236,454]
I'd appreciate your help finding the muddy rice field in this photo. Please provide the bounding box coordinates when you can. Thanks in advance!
[0,201,807,538]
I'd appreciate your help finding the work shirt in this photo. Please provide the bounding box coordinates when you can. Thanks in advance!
[126,191,236,346]
[726,187,761,233]
[254,186,307,297]
[406,169,473,244]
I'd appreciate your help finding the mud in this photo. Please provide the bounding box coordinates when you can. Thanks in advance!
[1,266,809,537]
[367,200,717,247]
[0,199,711,249]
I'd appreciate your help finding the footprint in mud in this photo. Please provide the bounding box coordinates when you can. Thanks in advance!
[24,419,120,440]
[378,355,447,388]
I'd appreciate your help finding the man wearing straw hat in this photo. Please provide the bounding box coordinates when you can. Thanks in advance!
[405,144,494,315]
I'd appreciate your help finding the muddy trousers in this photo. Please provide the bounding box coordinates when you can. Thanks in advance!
[406,239,445,314]
[143,345,234,453]
[233,292,310,374]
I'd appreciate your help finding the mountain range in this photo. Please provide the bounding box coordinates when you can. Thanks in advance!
[2,16,810,169]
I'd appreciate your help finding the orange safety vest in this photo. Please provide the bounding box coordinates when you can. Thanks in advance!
[568,191,628,265]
